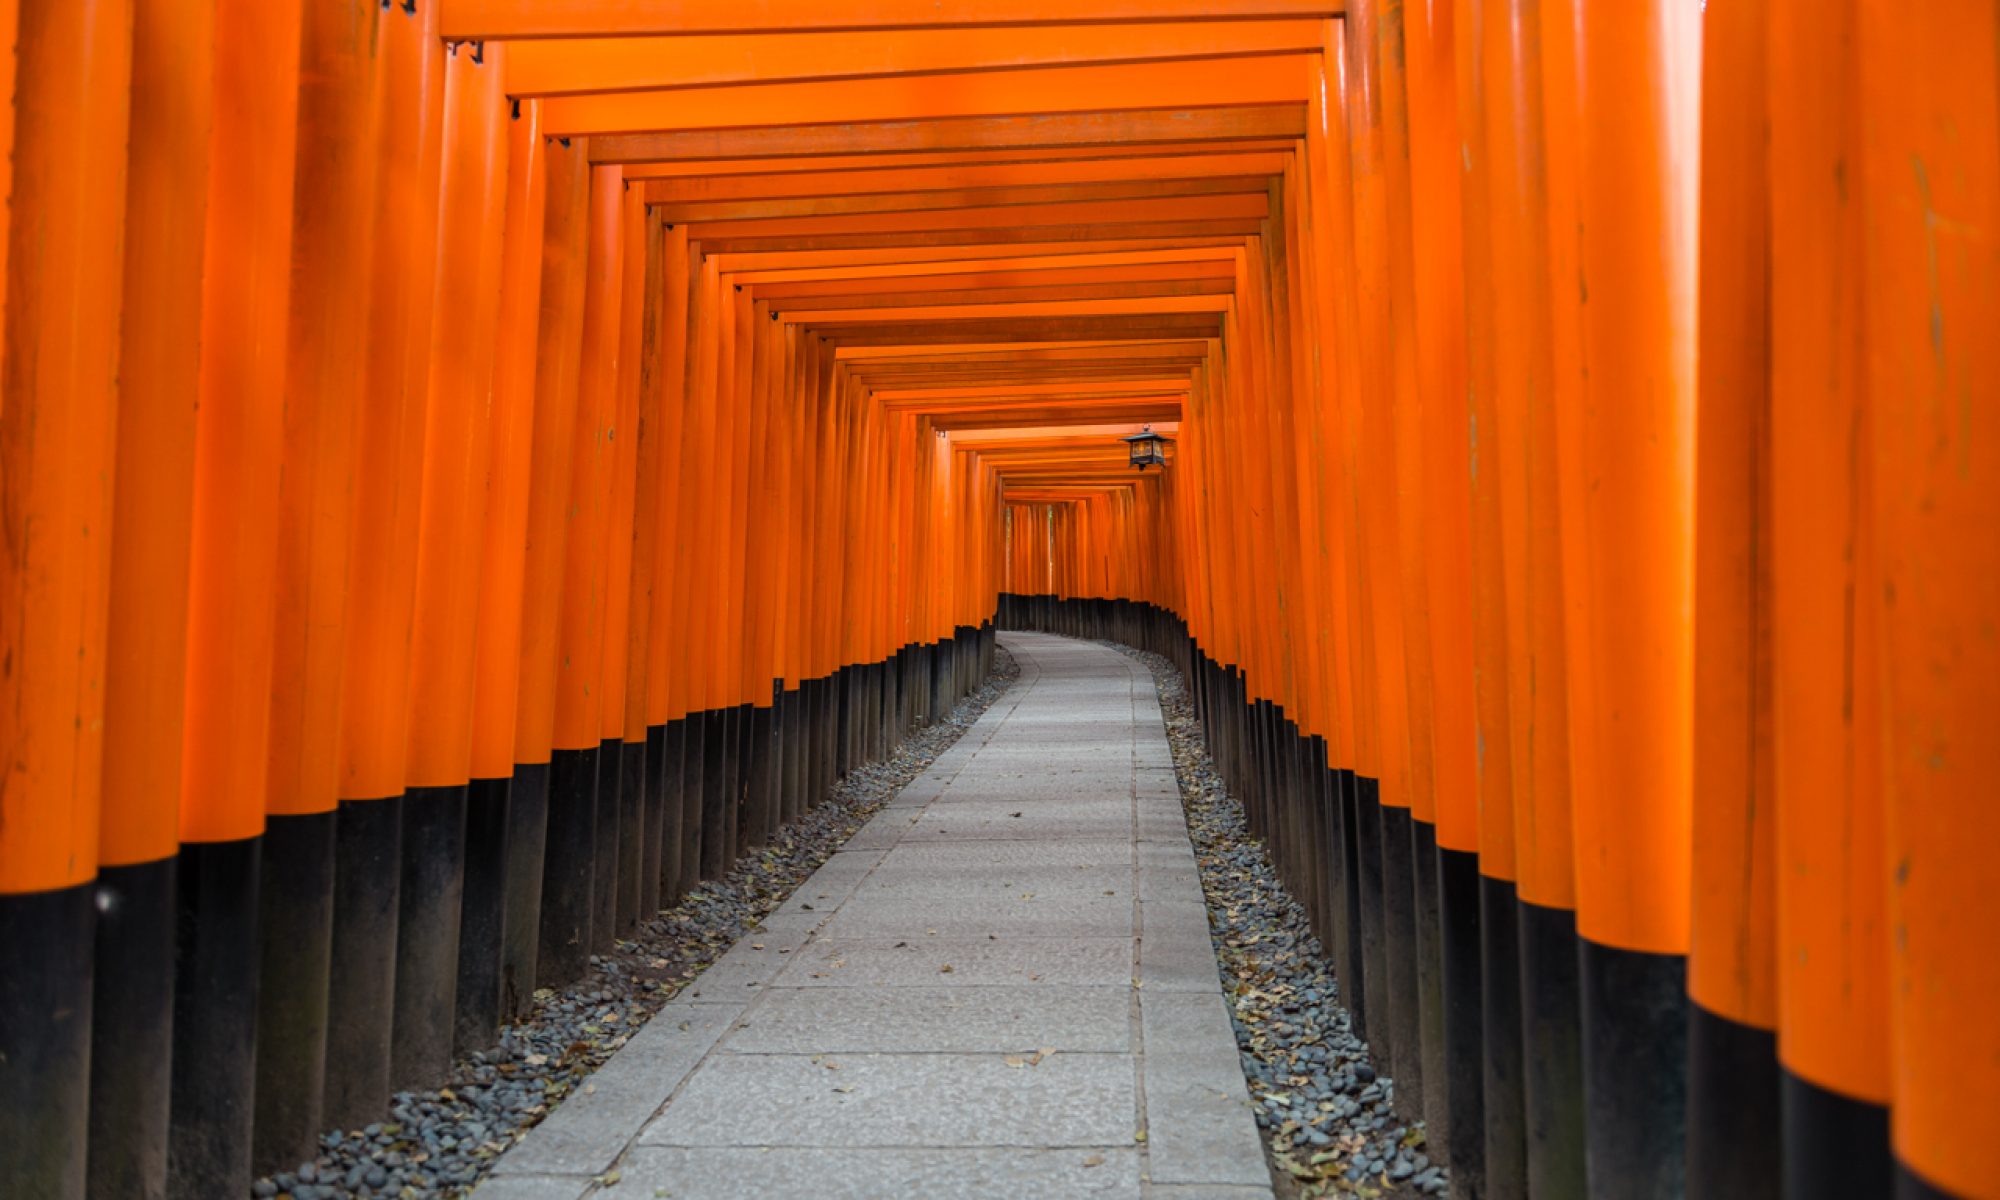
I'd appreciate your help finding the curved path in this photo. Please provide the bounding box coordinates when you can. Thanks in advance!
[476,633,1270,1200]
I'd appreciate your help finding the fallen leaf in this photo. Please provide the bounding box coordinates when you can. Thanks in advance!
[1083,1155,1105,1168]
[939,964,954,974]
[1134,1130,1148,1143]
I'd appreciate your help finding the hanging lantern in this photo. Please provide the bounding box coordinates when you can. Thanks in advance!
[1121,425,1173,471]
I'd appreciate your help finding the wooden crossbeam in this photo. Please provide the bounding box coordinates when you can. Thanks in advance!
[590,106,1306,164]
[650,176,1272,224]
[445,0,1343,40]
[621,140,1300,178]
[505,22,1323,96]
[544,59,1314,136]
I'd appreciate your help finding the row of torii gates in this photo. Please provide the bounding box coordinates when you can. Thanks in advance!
[1,2,1995,1198]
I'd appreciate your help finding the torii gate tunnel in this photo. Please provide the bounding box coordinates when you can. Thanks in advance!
[1,1,1996,1197]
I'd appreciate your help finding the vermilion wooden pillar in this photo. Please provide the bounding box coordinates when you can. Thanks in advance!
[1687,3,1781,1197]
[1451,3,1526,1195]
[171,1,303,1193]
[1341,3,1422,1097]
[542,159,623,986]
[396,38,509,1089]
[323,0,445,1135]
[0,5,133,1196]
[510,127,589,1012]
[1855,5,2000,1196]
[1560,0,1701,1194]
[253,0,381,1173]
[90,0,212,1193]
[464,90,548,1047]
[1768,1,1894,1185]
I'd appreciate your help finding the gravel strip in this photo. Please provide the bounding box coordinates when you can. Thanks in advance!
[253,648,1020,1200]
[1108,643,1445,1200]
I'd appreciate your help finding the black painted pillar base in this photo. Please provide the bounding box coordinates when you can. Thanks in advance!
[89,857,175,1200]
[393,783,467,1090]
[615,737,644,933]
[1518,898,1588,1200]
[1339,770,1369,1042]
[1381,804,1424,1115]
[677,714,705,897]
[1897,1165,1958,1200]
[744,702,775,851]
[1481,875,1528,1200]
[778,689,803,827]
[456,775,511,1055]
[1437,845,1485,1200]
[1357,786,1391,1072]
[324,796,401,1130]
[837,666,858,777]
[655,723,684,905]
[591,738,620,955]
[1783,1068,1891,1199]
[539,746,598,989]
[859,662,878,764]
[1,879,94,1199]
[252,810,335,1176]
[1319,765,1348,996]
[1579,938,1687,1199]
[169,836,261,1200]
[501,763,549,1022]
[641,726,666,918]
[699,710,729,882]
[815,674,836,800]
[1687,1000,1779,1200]
[1306,736,1331,943]
[725,702,751,859]
[1415,818,1447,1140]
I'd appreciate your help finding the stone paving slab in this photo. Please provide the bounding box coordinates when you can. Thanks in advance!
[477,633,1269,1200]
[872,837,1135,870]
[726,985,1133,1053]
[612,1147,1144,1198]
[813,889,1135,940]
[770,936,1135,988]
[638,1052,1140,1148]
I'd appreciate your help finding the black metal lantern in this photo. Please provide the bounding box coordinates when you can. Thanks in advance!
[1121,425,1173,471]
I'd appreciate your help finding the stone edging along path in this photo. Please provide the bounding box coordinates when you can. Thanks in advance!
[1108,642,1445,1200]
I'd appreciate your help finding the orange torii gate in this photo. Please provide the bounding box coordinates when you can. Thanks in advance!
[1,3,1996,1200]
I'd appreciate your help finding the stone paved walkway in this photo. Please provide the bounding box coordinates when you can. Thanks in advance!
[474,633,1272,1200]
